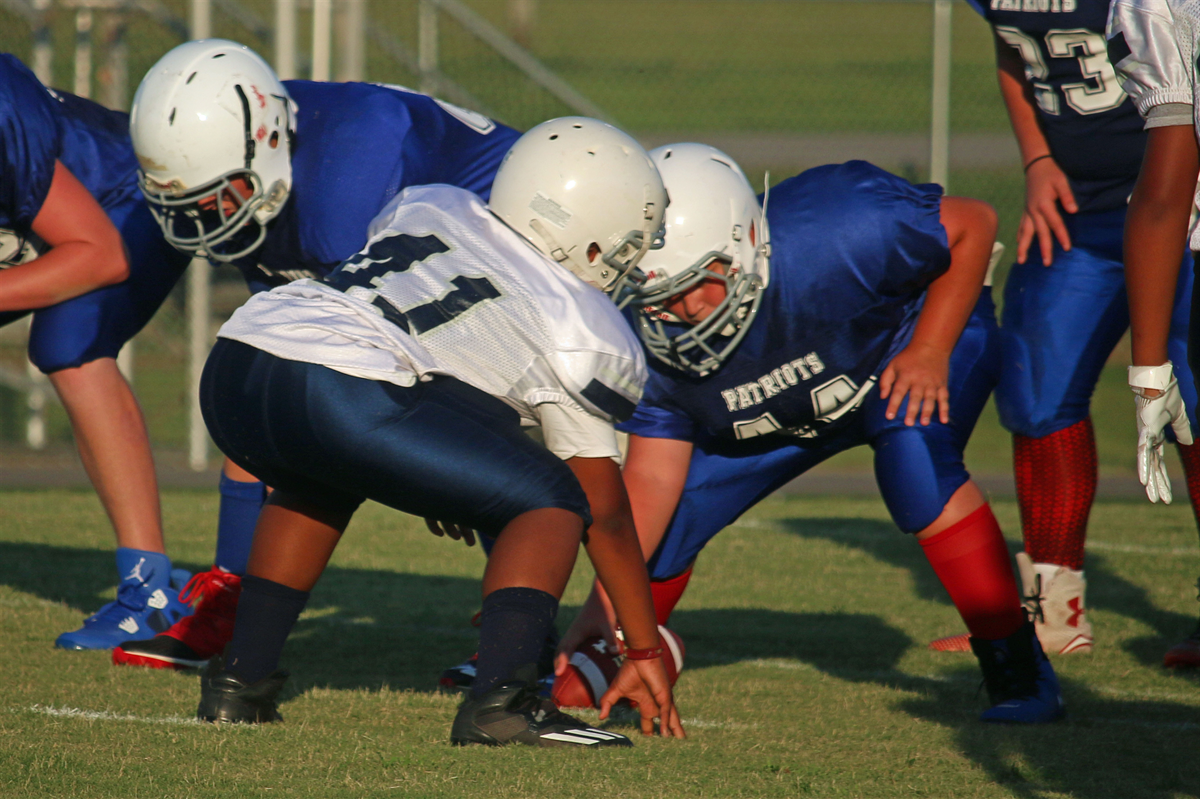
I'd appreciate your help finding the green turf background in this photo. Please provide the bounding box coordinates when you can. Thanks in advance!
[1,490,1198,797]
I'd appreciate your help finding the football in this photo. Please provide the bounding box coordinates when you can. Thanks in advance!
[552,625,686,710]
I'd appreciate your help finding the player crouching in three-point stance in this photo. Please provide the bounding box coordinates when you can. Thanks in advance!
[195,118,685,746]
[115,40,522,672]
[561,144,1065,723]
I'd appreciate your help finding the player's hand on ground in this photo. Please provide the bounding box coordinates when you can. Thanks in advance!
[599,657,685,739]
[1018,156,1076,266]
[423,517,476,547]
[1131,365,1194,504]
[554,592,617,675]
[879,341,951,426]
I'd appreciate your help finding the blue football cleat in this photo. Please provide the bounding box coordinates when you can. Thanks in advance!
[56,577,192,651]
[970,620,1065,724]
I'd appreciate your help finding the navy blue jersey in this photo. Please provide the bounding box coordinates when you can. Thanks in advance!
[620,161,949,445]
[0,54,139,232]
[233,81,522,290]
[967,0,1145,212]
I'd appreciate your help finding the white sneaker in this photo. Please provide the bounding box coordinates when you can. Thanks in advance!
[1016,552,1093,654]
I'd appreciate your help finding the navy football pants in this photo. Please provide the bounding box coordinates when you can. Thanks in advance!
[997,206,1197,436]
[201,338,592,535]
[646,291,1000,580]
[0,198,190,373]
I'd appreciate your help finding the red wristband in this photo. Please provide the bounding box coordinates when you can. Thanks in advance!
[623,646,663,660]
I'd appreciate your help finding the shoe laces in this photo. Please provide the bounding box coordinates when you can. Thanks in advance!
[180,568,239,606]
[86,581,152,623]
[1022,574,1045,624]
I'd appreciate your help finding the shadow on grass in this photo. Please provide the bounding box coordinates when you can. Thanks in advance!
[673,607,1200,799]
[0,541,484,694]
[776,516,1200,670]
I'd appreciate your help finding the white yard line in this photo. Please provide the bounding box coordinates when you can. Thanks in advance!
[27,704,201,726]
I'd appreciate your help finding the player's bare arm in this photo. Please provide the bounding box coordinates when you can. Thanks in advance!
[879,196,997,426]
[995,30,1077,265]
[557,435,693,655]
[0,160,128,312]
[565,455,685,738]
[1125,124,1198,370]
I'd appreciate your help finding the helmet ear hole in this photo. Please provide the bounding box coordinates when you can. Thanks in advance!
[269,131,280,149]
[587,242,601,263]
[749,221,756,247]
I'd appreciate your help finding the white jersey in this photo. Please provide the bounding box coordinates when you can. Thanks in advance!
[218,185,647,460]
[1108,0,1200,246]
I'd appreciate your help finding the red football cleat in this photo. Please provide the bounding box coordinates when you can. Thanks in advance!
[1164,625,1200,668]
[928,633,971,652]
[113,567,241,670]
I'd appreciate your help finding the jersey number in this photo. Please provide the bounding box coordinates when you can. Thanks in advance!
[996,26,1126,115]
[322,232,501,335]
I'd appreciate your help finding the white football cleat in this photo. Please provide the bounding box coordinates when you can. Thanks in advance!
[1016,552,1093,655]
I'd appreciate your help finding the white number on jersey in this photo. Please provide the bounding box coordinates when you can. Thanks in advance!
[996,25,1126,115]
[321,231,502,336]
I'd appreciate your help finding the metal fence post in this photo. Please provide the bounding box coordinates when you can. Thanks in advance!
[312,0,332,81]
[930,0,952,189]
[337,0,365,82]
[418,0,439,95]
[191,0,211,39]
[275,0,297,79]
[74,8,93,98]
[32,0,52,85]
[186,257,211,471]
[188,0,213,471]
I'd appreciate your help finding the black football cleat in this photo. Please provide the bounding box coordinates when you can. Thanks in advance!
[450,681,632,748]
[197,656,288,724]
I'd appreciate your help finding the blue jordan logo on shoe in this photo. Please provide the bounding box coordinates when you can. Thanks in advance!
[55,549,193,651]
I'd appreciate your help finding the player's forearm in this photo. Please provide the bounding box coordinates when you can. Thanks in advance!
[622,434,692,560]
[583,517,660,651]
[910,197,998,354]
[1125,124,1198,366]
[995,35,1052,164]
[0,240,127,311]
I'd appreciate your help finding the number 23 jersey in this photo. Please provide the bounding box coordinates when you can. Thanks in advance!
[968,0,1145,211]
[217,185,647,456]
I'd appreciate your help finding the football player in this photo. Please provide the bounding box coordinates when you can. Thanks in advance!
[114,39,522,671]
[194,118,685,746]
[0,54,193,649]
[930,0,1200,659]
[1108,0,1200,667]
[559,144,1065,724]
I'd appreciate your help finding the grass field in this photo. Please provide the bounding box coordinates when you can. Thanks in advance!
[2,490,1199,798]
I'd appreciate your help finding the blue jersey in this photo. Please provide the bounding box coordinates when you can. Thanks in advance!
[0,54,139,232]
[232,81,522,290]
[620,161,949,445]
[967,0,1144,212]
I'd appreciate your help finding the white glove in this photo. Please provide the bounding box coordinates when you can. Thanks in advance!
[1130,362,1194,504]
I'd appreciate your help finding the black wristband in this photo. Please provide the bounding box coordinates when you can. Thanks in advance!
[1024,154,1053,172]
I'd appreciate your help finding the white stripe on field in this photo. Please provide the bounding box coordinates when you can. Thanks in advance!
[28,704,201,726]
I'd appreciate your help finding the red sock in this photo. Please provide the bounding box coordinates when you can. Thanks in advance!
[1013,417,1096,570]
[919,505,1025,641]
[1177,442,1200,531]
[650,567,693,625]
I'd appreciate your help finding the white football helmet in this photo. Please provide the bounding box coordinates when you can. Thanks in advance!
[130,39,297,262]
[489,117,666,292]
[620,143,770,376]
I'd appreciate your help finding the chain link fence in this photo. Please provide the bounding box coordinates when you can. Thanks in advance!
[0,0,1033,468]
